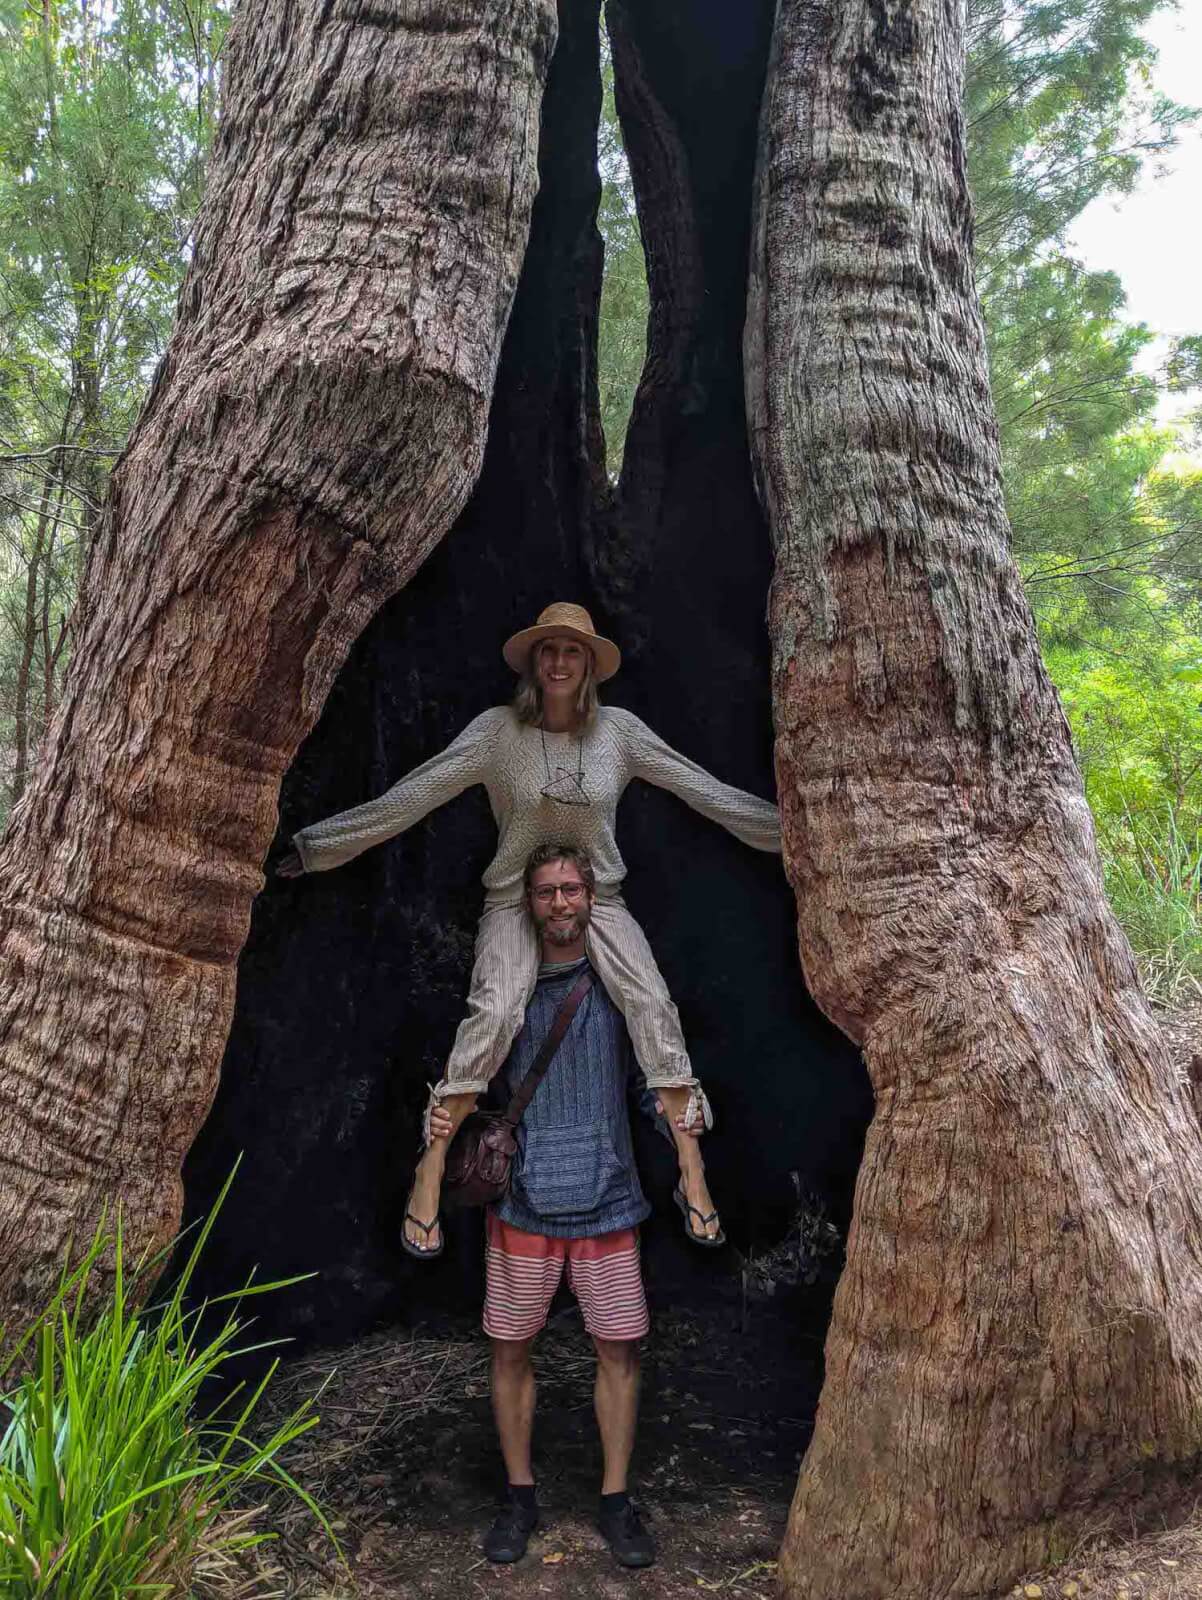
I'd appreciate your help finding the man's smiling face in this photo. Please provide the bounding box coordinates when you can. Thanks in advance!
[527,857,594,948]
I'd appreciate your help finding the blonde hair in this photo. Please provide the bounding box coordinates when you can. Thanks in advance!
[512,638,600,728]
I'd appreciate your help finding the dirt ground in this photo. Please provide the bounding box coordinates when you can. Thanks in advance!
[230,1001,1202,1600]
[240,1278,818,1600]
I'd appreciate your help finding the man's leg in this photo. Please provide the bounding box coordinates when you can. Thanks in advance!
[491,1336,538,1486]
[568,1229,656,1569]
[483,1333,541,1562]
[593,1336,640,1494]
[481,1215,565,1560]
[593,1335,656,1568]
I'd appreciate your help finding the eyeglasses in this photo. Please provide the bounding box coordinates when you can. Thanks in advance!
[530,882,588,905]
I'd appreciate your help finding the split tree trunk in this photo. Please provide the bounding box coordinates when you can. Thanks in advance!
[0,0,556,1330]
[747,1,1202,1595]
[601,0,870,1252]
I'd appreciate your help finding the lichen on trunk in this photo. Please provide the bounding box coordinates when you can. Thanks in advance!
[747,1,1202,1594]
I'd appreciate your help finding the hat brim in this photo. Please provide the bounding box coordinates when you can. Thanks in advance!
[503,624,621,683]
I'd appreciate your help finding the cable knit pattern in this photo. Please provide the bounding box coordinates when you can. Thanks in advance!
[293,704,780,894]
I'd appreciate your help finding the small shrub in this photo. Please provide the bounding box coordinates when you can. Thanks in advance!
[0,1174,329,1598]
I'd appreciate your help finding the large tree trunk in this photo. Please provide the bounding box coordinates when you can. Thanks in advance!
[179,0,613,1342]
[0,0,556,1330]
[747,1,1202,1595]
[176,0,869,1346]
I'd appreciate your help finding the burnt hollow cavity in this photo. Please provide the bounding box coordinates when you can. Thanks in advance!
[183,0,872,1348]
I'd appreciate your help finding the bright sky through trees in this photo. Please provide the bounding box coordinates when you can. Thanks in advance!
[1069,3,1202,427]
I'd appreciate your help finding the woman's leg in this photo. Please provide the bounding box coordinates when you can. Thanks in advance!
[585,899,721,1240]
[406,902,539,1252]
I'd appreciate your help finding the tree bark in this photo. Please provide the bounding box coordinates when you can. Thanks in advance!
[0,0,556,1330]
[179,0,611,1344]
[747,1,1202,1594]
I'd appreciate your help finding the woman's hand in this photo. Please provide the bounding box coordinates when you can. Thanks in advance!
[428,1104,455,1140]
[276,850,304,878]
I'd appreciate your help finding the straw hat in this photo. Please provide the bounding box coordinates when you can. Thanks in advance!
[502,603,621,682]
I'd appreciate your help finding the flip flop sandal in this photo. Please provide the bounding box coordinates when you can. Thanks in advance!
[401,1191,445,1261]
[673,1185,726,1248]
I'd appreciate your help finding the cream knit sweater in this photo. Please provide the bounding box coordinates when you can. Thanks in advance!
[293,705,780,896]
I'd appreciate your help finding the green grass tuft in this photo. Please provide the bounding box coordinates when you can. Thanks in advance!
[0,1167,331,1598]
[1100,807,1202,1004]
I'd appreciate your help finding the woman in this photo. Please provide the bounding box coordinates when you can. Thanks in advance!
[278,602,781,1256]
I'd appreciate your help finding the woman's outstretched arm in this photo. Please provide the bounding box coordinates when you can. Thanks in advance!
[288,707,505,874]
[619,709,781,854]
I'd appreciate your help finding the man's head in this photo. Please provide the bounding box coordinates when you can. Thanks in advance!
[523,843,596,954]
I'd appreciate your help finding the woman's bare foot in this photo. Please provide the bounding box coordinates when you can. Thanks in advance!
[653,1085,722,1242]
[677,1159,722,1241]
[404,1152,445,1253]
[404,1090,478,1254]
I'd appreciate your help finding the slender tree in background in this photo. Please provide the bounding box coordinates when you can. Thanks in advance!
[594,42,646,478]
[747,1,1202,1595]
[0,0,227,810]
[0,0,556,1327]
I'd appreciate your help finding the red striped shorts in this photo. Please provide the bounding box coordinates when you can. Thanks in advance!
[483,1212,650,1343]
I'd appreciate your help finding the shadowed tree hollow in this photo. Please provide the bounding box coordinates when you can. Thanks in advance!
[2,1,1201,1598]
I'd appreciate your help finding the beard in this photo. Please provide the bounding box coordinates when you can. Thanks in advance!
[538,908,590,946]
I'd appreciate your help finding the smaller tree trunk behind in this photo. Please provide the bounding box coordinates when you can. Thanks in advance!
[11,509,46,806]
[746,1,1202,1595]
[0,0,556,1331]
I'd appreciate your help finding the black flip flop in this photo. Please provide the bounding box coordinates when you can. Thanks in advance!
[401,1191,445,1261]
[673,1185,726,1248]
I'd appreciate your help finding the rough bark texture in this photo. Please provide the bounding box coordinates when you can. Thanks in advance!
[0,0,557,1330]
[746,1,1202,1595]
[181,0,612,1338]
[180,0,869,1345]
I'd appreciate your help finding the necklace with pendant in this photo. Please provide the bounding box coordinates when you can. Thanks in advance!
[539,725,588,806]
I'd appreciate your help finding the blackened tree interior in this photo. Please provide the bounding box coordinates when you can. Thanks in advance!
[183,0,872,1346]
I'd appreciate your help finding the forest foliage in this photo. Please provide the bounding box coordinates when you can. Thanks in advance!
[0,0,1198,992]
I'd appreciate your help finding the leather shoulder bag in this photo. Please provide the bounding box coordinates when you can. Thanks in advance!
[442,968,594,1210]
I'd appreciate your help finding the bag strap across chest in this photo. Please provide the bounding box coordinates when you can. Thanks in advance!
[501,967,594,1127]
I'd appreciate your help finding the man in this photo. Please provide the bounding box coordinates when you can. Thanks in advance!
[428,841,715,1569]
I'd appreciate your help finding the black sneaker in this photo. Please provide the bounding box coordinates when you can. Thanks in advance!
[597,1496,655,1568]
[483,1493,539,1563]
